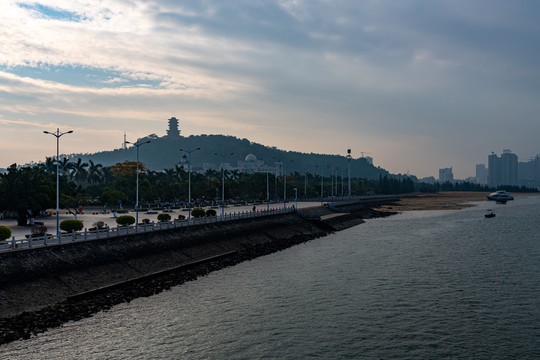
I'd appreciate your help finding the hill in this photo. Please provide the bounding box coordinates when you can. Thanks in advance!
[65,134,390,180]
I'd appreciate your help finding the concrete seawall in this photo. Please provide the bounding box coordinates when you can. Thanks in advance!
[0,198,397,344]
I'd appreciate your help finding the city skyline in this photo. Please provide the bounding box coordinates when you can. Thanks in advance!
[2,1,540,179]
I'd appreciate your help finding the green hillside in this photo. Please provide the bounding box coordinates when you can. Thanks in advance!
[66,134,388,180]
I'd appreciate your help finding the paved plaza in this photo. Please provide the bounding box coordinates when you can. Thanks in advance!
[1,201,321,240]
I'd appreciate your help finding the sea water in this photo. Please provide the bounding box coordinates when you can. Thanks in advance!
[2,197,540,359]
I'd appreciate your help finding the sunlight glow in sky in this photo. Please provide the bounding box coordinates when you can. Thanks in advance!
[1,0,540,178]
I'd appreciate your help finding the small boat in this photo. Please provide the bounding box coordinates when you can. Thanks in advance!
[484,210,496,218]
[487,190,514,201]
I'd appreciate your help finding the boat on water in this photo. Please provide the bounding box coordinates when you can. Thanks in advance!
[485,210,496,218]
[487,190,514,201]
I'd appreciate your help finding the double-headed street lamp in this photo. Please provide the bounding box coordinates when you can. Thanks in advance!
[180,147,200,221]
[282,160,293,209]
[43,128,73,237]
[346,149,352,199]
[215,152,233,218]
[315,165,323,205]
[126,140,151,229]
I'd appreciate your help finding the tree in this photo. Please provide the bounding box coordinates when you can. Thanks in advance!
[0,164,55,225]
[100,187,128,208]
[58,157,72,177]
[71,158,89,184]
[111,161,145,177]
[87,160,103,185]
[40,157,57,174]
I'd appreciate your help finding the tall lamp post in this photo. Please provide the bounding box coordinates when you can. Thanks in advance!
[180,147,200,221]
[330,166,334,204]
[346,149,352,199]
[43,128,73,237]
[261,158,270,211]
[316,165,324,205]
[283,162,286,208]
[304,170,307,200]
[282,160,293,209]
[215,152,233,218]
[126,140,151,229]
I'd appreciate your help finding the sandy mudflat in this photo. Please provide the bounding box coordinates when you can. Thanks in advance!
[376,192,490,211]
[377,191,539,212]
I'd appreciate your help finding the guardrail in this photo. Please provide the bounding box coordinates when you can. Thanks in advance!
[0,207,294,253]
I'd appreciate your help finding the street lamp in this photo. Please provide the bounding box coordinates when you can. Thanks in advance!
[43,128,73,237]
[304,170,307,201]
[330,165,334,203]
[315,165,323,205]
[215,152,233,218]
[294,187,298,210]
[347,149,352,199]
[180,147,200,220]
[261,158,270,211]
[126,140,151,229]
[282,160,293,209]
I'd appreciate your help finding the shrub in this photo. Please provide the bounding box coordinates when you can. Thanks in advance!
[0,225,11,241]
[92,221,106,229]
[116,209,129,214]
[31,225,47,237]
[60,219,84,233]
[157,213,171,222]
[142,218,151,224]
[191,208,206,218]
[116,215,135,226]
[206,209,217,217]
[177,214,186,220]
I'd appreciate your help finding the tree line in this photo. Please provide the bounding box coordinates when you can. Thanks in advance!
[0,157,417,225]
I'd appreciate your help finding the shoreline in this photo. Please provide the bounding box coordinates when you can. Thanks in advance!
[2,192,537,345]
[0,199,395,345]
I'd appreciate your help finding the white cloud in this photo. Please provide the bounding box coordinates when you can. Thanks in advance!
[1,0,540,178]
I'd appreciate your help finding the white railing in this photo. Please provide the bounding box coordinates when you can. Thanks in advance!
[0,207,294,253]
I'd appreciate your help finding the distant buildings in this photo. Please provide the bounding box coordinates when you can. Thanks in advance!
[475,164,487,184]
[202,154,283,175]
[488,149,518,186]
[439,167,454,182]
[518,154,540,187]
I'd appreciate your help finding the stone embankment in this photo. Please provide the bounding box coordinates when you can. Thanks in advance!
[0,198,397,345]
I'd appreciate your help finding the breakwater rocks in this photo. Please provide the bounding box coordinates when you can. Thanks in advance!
[0,199,397,345]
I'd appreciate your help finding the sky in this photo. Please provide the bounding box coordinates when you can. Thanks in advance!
[1,0,540,179]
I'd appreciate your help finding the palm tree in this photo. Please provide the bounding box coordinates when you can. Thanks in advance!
[71,158,89,184]
[40,157,56,174]
[174,164,185,182]
[87,160,103,185]
[58,157,72,177]
[100,166,115,184]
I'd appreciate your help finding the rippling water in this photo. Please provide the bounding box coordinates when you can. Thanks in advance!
[3,197,540,359]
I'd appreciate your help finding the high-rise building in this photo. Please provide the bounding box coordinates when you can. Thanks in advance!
[439,167,453,182]
[167,117,181,138]
[475,164,487,184]
[488,150,518,186]
[501,149,518,186]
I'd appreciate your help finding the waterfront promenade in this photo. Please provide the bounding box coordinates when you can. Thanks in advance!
[0,201,317,240]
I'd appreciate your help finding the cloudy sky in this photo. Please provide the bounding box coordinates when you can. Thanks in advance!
[1,0,539,178]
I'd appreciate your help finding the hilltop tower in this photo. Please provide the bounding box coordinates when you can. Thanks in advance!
[167,117,181,138]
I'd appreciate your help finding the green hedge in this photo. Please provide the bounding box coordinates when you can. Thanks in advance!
[0,225,11,241]
[60,219,84,233]
[157,213,171,222]
[116,215,135,226]
[206,209,217,216]
[191,208,206,218]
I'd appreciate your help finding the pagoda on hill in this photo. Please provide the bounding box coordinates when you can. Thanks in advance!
[167,117,181,138]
